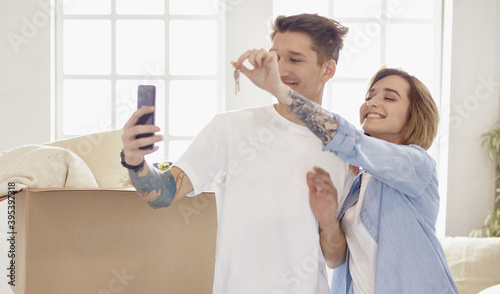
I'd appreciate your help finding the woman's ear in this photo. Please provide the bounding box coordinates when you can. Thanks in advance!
[322,59,336,82]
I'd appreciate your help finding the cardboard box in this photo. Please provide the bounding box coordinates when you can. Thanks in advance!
[8,188,216,294]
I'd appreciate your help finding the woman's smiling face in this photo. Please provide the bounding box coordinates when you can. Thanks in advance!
[359,75,411,144]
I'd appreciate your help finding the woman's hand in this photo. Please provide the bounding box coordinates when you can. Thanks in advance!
[308,166,346,268]
[307,166,339,229]
[121,106,163,166]
[231,49,290,102]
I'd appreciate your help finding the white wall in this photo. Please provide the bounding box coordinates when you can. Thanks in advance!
[445,0,500,236]
[0,3,52,292]
[0,0,52,151]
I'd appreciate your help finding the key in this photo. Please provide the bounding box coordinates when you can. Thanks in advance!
[234,68,240,95]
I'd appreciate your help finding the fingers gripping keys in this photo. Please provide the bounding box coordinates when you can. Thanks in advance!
[234,68,240,95]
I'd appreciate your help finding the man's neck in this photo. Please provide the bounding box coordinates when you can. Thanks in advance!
[274,98,323,126]
[274,103,302,125]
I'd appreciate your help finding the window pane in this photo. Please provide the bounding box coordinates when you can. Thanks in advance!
[329,82,367,129]
[169,140,192,162]
[63,80,111,135]
[333,0,381,18]
[116,20,165,75]
[422,78,437,100]
[169,20,217,76]
[388,0,434,19]
[170,0,217,15]
[336,22,381,78]
[386,24,434,79]
[273,0,329,17]
[63,0,111,15]
[63,20,111,75]
[169,80,217,136]
[116,0,165,15]
[115,80,165,129]
[145,142,165,164]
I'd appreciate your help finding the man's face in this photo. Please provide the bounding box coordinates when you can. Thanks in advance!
[270,31,335,105]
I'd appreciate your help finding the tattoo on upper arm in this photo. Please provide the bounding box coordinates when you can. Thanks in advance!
[174,171,186,197]
[288,90,338,144]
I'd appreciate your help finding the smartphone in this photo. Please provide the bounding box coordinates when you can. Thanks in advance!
[136,85,156,150]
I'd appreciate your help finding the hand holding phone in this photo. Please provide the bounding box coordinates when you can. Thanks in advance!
[136,85,156,150]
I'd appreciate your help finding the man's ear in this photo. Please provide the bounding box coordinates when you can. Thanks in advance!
[322,59,336,82]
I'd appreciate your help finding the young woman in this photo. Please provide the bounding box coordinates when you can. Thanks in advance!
[232,50,458,293]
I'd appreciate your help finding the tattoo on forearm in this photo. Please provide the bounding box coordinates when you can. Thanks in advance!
[288,90,338,144]
[129,163,177,208]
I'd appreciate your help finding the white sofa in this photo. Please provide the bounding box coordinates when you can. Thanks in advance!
[441,236,500,294]
[44,129,132,189]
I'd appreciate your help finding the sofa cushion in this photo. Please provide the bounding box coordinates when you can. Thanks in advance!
[441,236,500,294]
[479,284,500,294]
[46,129,132,188]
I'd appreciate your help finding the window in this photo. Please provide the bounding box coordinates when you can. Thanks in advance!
[55,0,225,163]
[56,1,444,225]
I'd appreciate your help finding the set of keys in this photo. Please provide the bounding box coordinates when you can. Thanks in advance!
[234,68,240,95]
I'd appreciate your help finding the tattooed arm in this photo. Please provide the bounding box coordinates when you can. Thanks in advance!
[129,164,193,208]
[283,89,339,145]
[122,106,193,208]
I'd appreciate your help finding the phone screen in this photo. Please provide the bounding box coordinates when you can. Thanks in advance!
[136,85,156,150]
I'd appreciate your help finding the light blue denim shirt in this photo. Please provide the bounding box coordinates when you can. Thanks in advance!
[327,114,458,294]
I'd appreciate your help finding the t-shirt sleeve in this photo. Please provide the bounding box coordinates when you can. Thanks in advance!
[174,113,229,196]
[323,113,436,197]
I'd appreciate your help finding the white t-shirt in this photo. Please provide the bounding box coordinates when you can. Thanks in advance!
[341,172,378,294]
[175,105,354,294]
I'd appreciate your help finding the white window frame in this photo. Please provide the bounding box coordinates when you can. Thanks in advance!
[54,1,226,161]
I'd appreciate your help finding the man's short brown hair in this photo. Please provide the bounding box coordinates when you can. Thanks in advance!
[270,13,349,65]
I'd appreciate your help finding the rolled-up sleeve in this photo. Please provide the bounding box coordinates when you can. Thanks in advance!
[322,113,362,156]
[323,113,436,198]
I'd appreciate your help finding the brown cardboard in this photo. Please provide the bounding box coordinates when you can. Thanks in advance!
[10,188,216,294]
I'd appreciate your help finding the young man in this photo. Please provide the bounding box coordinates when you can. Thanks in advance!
[121,14,352,294]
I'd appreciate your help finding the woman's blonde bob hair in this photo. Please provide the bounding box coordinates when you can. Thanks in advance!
[365,68,439,150]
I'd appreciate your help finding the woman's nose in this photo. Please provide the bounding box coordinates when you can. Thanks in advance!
[367,95,381,107]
